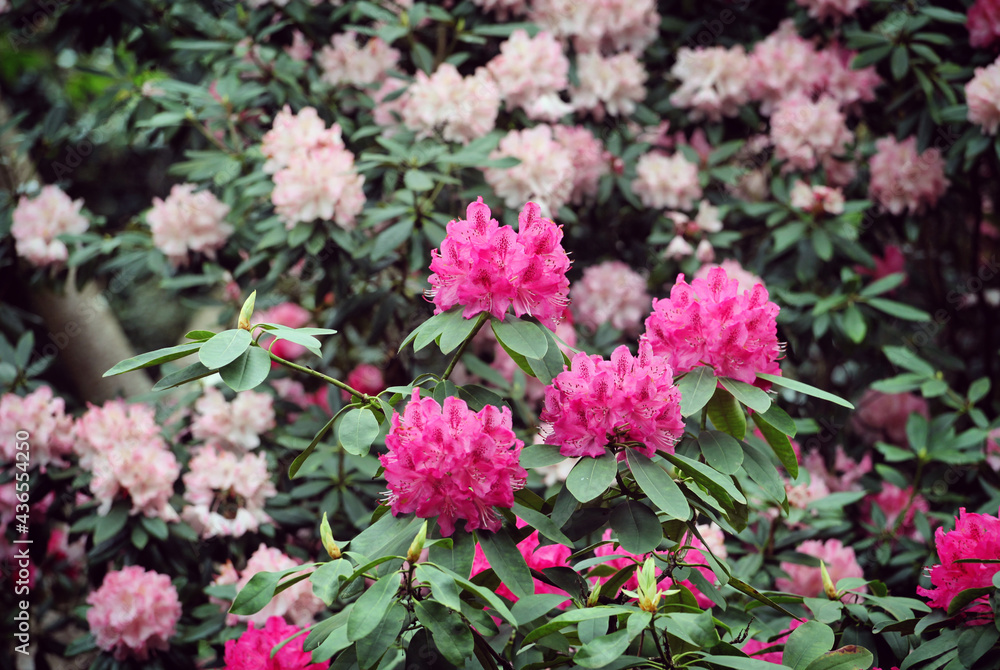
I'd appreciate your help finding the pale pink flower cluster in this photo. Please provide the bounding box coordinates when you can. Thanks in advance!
[471,518,571,602]
[427,198,571,328]
[0,387,74,472]
[381,390,527,536]
[181,445,276,539]
[863,483,930,540]
[802,444,872,494]
[553,125,609,204]
[967,59,1000,136]
[284,30,312,61]
[790,180,845,215]
[795,0,867,22]
[471,0,528,19]
[693,259,762,295]
[918,507,1000,620]
[670,46,751,121]
[214,543,325,627]
[256,302,312,360]
[540,341,684,459]
[571,52,647,119]
[776,538,865,598]
[663,201,724,262]
[571,261,650,335]
[487,30,569,120]
[851,389,929,446]
[643,267,783,384]
[869,135,949,215]
[146,184,233,267]
[771,94,854,173]
[11,185,89,267]
[191,387,276,452]
[529,0,659,54]
[401,63,501,144]
[632,153,702,211]
[317,32,399,87]
[73,400,180,521]
[968,0,1000,48]
[223,617,330,670]
[261,106,340,174]
[484,125,575,214]
[86,566,181,661]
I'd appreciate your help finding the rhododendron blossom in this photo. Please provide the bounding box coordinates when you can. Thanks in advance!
[643,267,783,384]
[344,363,386,398]
[0,386,74,472]
[426,198,571,329]
[571,52,647,120]
[571,260,650,335]
[11,185,89,267]
[967,59,1000,136]
[552,125,608,204]
[86,566,181,661]
[486,30,568,114]
[851,390,928,446]
[968,0,1000,48]
[214,543,325,626]
[401,63,501,144]
[484,125,575,214]
[693,259,762,295]
[918,507,1000,621]
[182,445,276,538]
[771,94,854,173]
[790,181,845,215]
[863,483,930,540]
[224,617,330,670]
[261,106,339,174]
[632,153,703,211]
[380,390,527,536]
[776,538,866,598]
[317,32,399,87]
[869,135,949,216]
[540,341,684,459]
[669,46,751,121]
[529,0,659,54]
[795,0,867,23]
[146,183,233,266]
[191,387,276,451]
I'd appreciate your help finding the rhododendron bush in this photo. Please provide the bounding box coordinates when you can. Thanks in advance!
[3,1,1000,669]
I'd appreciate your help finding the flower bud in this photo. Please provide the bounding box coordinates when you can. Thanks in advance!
[820,560,838,600]
[407,521,428,565]
[320,512,341,560]
[587,579,603,607]
[238,290,256,331]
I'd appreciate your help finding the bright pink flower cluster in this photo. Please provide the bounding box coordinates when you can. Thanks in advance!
[0,386,74,472]
[471,518,572,602]
[776,538,865,598]
[643,267,783,384]
[572,260,650,335]
[10,185,89,267]
[968,0,1000,48]
[869,135,949,216]
[191,387,276,452]
[540,340,684,459]
[86,566,181,661]
[967,58,1000,136]
[317,31,399,87]
[224,617,329,670]
[693,260,762,295]
[918,507,1000,621]
[427,198,571,329]
[380,390,527,537]
[146,184,233,267]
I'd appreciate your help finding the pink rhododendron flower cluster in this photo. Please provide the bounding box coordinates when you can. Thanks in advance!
[771,94,854,173]
[790,180,845,215]
[663,201,724,262]
[224,617,330,670]
[284,30,312,61]
[968,0,1000,48]
[10,185,89,267]
[484,125,575,215]
[669,46,751,121]
[86,566,181,661]
[256,302,312,360]
[869,135,949,216]
[191,387,276,451]
[486,30,569,119]
[182,445,276,538]
[863,483,930,540]
[571,260,650,335]
[0,386,74,472]
[632,152,703,211]
[851,390,929,446]
[264,106,365,230]
[741,619,804,663]
[540,340,684,459]
[693,259,763,295]
[918,507,1000,621]
[401,63,501,144]
[426,198,571,328]
[73,400,180,520]
[214,543,326,627]
[529,0,659,54]
[380,389,527,536]
[471,518,572,602]
[643,266,783,384]
[571,52,647,119]
[317,31,399,87]
[552,125,609,204]
[46,523,87,579]
[471,0,527,19]
[967,58,1000,136]
[802,444,872,494]
[795,0,867,23]
[856,245,907,285]
[344,363,386,398]
[146,183,233,267]
[776,538,866,598]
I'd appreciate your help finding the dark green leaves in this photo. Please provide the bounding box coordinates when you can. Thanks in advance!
[609,501,661,554]
[491,316,548,359]
[347,574,400,641]
[784,621,835,669]
[413,601,472,666]
[231,565,314,616]
[626,452,691,521]
[199,329,253,369]
[219,346,270,391]
[677,366,717,416]
[698,430,744,475]
[476,528,534,599]
[706,387,747,440]
[103,341,203,377]
[520,443,565,468]
[566,454,617,503]
[757,373,854,409]
[718,377,771,414]
[339,408,381,456]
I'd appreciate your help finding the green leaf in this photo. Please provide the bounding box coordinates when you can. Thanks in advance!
[866,298,930,322]
[371,219,415,261]
[260,325,324,358]
[700,656,796,670]
[662,452,746,506]
[946,586,994,616]
[289,411,339,479]
[852,45,893,69]
[752,414,798,479]
[677,366,718,417]
[476,528,535,599]
[512,503,573,547]
[400,309,453,353]
[566,454,617,503]
[231,565,314,616]
[510,593,571,626]
[311,559,353,605]
[520,606,633,646]
[520,443,565,468]
[140,516,169,540]
[403,169,435,192]
[573,628,631,668]
[842,304,866,343]
[93,505,128,545]
[891,46,909,80]
[185,330,216,341]
[920,6,967,23]
[757,373,854,409]
[784,621,835,670]
[219,346,270,392]
[706,387,747,440]
[430,564,517,626]
[698,430,744,475]
[356,602,406,669]
[609,501,662,554]
[438,310,484,355]
[883,346,935,376]
[152,361,215,391]
[414,601,473,666]
[859,273,906,297]
[491,317,548,359]
[199,329,253,369]
[626,452,691,521]
[727,576,802,619]
[415,564,463,612]
[347,575,401,641]
[803,646,875,670]
[718,377,771,413]
[339,408,381,456]
[756,404,797,436]
[103,342,203,377]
